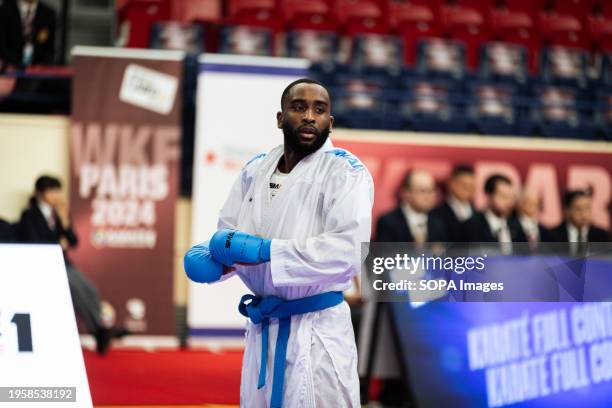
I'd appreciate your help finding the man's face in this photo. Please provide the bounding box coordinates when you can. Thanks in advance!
[566,196,592,229]
[448,173,475,203]
[40,188,61,207]
[277,83,334,156]
[401,171,436,213]
[489,182,515,218]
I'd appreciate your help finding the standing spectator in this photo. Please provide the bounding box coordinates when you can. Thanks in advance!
[514,188,553,245]
[0,0,56,70]
[376,169,448,243]
[0,218,15,242]
[17,175,125,354]
[430,164,476,242]
[465,174,525,242]
[551,190,610,243]
[366,169,446,406]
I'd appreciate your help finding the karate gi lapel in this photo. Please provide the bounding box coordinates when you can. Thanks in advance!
[259,139,335,238]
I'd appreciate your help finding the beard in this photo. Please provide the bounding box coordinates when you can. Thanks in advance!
[282,120,330,156]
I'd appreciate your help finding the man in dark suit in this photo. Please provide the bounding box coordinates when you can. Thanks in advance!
[466,174,526,243]
[0,218,15,242]
[430,164,475,242]
[371,169,446,406]
[18,175,125,354]
[0,0,56,70]
[514,187,553,245]
[376,168,447,243]
[551,190,610,243]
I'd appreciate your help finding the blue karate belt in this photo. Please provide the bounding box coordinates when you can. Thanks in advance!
[238,291,344,408]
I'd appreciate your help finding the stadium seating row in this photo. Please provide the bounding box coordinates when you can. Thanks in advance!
[119,0,612,70]
[151,26,612,88]
[325,72,612,139]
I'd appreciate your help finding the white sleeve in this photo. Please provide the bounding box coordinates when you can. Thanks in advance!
[212,169,248,282]
[269,168,374,287]
[217,170,246,231]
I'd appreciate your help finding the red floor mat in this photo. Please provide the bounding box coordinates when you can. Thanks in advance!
[84,349,242,405]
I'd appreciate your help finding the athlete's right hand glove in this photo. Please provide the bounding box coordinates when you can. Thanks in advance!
[184,241,224,283]
[209,229,271,267]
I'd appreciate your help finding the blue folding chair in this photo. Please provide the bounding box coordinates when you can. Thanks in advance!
[350,34,404,77]
[332,74,403,130]
[401,78,469,133]
[150,22,204,54]
[218,25,274,56]
[540,46,590,89]
[479,42,529,86]
[595,90,612,140]
[467,81,524,136]
[414,39,467,80]
[531,85,597,139]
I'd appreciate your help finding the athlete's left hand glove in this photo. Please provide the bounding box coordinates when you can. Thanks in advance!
[184,241,224,283]
[209,229,271,266]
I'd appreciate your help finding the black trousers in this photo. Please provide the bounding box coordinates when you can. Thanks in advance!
[66,263,103,334]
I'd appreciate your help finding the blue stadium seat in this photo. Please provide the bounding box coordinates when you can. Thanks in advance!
[467,81,524,135]
[479,42,529,86]
[286,29,338,82]
[598,53,612,87]
[218,25,274,56]
[401,79,469,133]
[531,85,596,139]
[414,39,466,80]
[332,74,403,130]
[350,34,404,77]
[150,22,204,54]
[540,46,590,88]
[595,90,612,140]
[286,30,338,64]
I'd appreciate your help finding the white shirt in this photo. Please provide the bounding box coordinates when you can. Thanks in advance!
[519,215,539,242]
[269,167,288,200]
[18,0,37,26]
[447,196,473,222]
[37,199,55,229]
[401,203,428,243]
[485,210,511,243]
[567,223,589,243]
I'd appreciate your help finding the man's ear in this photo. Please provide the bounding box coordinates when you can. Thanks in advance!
[329,115,334,132]
[276,111,283,129]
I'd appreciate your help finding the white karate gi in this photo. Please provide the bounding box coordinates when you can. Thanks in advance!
[216,138,374,407]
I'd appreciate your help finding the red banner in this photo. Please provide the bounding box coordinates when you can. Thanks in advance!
[335,134,612,230]
[69,48,183,334]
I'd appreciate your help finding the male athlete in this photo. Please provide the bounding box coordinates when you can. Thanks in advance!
[184,78,373,407]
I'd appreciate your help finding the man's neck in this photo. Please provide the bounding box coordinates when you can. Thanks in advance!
[278,147,307,173]
[486,208,507,222]
[448,195,469,207]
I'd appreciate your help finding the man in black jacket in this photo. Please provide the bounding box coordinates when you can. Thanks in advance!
[551,190,609,243]
[466,174,526,243]
[0,0,56,70]
[514,187,553,245]
[372,169,447,405]
[0,218,15,242]
[376,168,448,243]
[17,175,122,354]
[430,164,475,242]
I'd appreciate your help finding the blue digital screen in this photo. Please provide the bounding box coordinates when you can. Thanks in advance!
[390,257,612,408]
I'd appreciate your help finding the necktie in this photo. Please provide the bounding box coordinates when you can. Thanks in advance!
[23,3,34,40]
[47,212,56,230]
[22,2,34,66]
[577,229,587,254]
[413,222,426,244]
